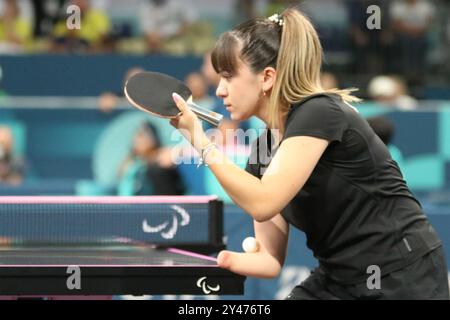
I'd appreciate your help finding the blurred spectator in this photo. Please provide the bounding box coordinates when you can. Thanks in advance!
[368,75,418,110]
[321,72,339,90]
[0,125,23,186]
[52,0,111,53]
[390,0,436,85]
[0,0,32,53]
[98,66,144,113]
[117,121,185,196]
[366,116,404,169]
[366,116,395,146]
[185,72,215,110]
[138,0,197,53]
[347,0,393,74]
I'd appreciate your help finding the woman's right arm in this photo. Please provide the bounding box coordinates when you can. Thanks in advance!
[217,214,289,278]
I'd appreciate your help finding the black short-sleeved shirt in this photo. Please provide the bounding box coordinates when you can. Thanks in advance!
[245,93,441,284]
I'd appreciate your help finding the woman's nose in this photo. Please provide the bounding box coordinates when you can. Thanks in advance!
[216,79,228,98]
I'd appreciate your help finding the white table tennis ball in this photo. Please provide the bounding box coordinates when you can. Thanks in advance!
[242,237,259,253]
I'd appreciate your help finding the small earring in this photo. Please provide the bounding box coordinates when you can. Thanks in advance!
[263,90,266,96]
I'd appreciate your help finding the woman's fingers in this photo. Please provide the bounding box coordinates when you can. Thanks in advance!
[172,92,188,113]
[170,92,204,147]
[217,250,233,269]
[169,118,178,128]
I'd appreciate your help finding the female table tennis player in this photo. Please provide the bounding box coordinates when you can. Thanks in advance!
[170,8,449,299]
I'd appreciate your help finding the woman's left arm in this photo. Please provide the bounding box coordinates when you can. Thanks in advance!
[171,94,329,222]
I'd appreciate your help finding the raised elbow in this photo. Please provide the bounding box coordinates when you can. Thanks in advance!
[267,266,282,279]
[251,206,279,223]
[253,215,271,223]
[260,262,282,279]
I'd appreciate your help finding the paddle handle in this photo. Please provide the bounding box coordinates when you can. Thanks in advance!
[188,102,223,127]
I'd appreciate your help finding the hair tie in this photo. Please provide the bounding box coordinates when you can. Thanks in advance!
[268,14,284,27]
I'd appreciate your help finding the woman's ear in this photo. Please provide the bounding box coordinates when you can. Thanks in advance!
[262,67,277,93]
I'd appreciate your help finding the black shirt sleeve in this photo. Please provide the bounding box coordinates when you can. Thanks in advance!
[284,95,347,143]
[245,137,263,179]
[245,129,277,179]
[245,159,260,178]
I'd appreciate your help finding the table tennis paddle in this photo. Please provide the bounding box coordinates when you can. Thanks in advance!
[124,71,223,127]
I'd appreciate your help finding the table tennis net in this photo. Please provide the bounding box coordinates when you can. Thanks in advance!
[0,196,223,247]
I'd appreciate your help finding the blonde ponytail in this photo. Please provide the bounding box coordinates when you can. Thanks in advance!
[268,9,360,130]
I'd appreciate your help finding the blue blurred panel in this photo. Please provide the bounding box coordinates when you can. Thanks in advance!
[389,111,438,157]
[423,87,450,100]
[355,102,391,118]
[28,123,105,157]
[11,109,119,157]
[402,155,445,191]
[0,180,76,195]
[75,180,116,196]
[1,55,202,96]
[427,215,450,262]
[177,163,206,195]
[0,108,16,120]
[446,161,450,189]
[29,156,92,179]
[2,108,120,180]
[439,107,450,159]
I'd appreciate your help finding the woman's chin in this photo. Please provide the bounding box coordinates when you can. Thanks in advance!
[229,112,244,122]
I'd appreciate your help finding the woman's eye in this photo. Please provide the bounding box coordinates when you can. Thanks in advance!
[221,72,232,80]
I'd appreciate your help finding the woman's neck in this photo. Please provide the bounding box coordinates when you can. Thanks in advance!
[256,95,290,129]
[256,106,286,138]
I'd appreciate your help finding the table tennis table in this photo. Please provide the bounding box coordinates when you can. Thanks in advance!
[0,245,244,296]
[0,196,245,296]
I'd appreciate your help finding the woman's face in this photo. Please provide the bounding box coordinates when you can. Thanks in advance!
[215,60,265,122]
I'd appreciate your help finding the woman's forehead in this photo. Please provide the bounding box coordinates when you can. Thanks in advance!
[212,34,242,72]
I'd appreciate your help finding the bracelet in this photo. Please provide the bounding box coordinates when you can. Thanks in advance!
[197,142,218,168]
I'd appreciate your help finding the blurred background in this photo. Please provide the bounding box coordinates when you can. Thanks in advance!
[0,0,449,299]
